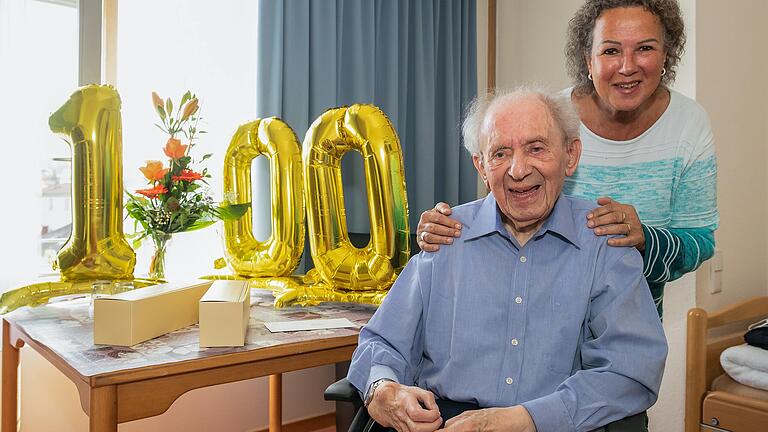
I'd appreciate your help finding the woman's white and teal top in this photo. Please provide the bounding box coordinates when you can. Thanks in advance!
[563,88,719,317]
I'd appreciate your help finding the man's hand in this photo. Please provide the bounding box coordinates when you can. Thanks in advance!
[367,381,443,432]
[439,406,536,432]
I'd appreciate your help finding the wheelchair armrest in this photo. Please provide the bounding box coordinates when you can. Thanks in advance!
[325,378,371,432]
[324,377,363,405]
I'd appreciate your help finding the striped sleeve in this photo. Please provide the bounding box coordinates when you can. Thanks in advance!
[641,225,716,284]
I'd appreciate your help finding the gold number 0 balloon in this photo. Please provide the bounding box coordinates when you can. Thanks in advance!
[303,104,410,289]
[222,118,305,277]
[48,85,135,280]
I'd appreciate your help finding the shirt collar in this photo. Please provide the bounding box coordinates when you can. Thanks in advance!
[536,194,581,249]
[465,193,581,249]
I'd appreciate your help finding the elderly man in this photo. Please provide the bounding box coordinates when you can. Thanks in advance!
[347,88,668,432]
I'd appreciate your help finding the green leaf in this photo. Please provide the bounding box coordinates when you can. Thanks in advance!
[185,219,217,232]
[166,98,173,116]
[217,202,250,220]
[180,91,191,107]
[200,153,212,161]
[128,232,148,250]
[155,105,166,120]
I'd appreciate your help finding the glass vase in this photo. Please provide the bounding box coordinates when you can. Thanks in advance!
[148,233,172,280]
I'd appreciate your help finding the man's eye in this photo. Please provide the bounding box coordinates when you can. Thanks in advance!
[530,146,544,154]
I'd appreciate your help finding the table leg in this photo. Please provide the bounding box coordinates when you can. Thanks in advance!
[2,320,20,432]
[269,373,282,432]
[89,386,117,432]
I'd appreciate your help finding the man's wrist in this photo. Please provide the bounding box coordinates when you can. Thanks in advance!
[364,378,394,407]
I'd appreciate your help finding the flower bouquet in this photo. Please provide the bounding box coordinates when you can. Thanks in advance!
[126,91,248,279]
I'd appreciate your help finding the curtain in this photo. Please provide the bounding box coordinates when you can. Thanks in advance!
[255,0,477,268]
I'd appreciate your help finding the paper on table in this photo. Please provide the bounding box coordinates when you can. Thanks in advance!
[264,318,358,332]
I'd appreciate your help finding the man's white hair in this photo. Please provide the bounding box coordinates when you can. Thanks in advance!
[462,86,580,155]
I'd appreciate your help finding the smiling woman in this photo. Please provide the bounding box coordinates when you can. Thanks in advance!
[563,0,718,318]
[576,6,673,139]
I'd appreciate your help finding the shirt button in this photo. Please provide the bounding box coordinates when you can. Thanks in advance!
[511,338,519,346]
[505,377,514,385]
[519,256,527,263]
[515,296,523,304]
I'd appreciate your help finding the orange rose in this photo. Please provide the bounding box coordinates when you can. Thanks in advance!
[135,184,167,199]
[138,160,168,182]
[164,138,188,159]
[172,169,204,182]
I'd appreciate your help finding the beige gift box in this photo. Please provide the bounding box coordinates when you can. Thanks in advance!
[199,280,250,347]
[93,280,214,346]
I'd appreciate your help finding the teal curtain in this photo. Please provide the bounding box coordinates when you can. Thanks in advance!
[255,0,477,267]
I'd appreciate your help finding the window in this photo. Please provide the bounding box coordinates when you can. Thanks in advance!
[115,0,260,279]
[0,0,261,289]
[0,0,78,291]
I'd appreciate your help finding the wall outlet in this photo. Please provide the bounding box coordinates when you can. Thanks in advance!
[709,249,723,294]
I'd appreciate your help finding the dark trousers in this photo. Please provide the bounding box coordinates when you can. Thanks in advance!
[366,400,648,432]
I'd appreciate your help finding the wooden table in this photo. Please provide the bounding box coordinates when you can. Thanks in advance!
[1,291,375,432]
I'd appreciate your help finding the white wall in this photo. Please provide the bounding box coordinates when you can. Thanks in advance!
[695,0,768,312]
[496,0,580,91]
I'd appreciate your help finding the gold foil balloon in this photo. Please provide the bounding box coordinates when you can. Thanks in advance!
[0,278,155,315]
[222,118,305,277]
[249,276,389,308]
[48,85,136,280]
[302,104,410,290]
[214,105,409,307]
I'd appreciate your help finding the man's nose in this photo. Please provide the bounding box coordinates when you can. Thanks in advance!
[619,51,638,75]
[508,155,531,180]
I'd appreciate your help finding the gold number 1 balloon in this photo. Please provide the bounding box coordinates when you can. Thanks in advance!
[48,84,135,280]
[302,104,410,290]
[222,118,305,277]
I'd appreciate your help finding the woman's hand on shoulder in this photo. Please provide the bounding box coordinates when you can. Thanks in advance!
[417,202,462,252]
[587,197,646,252]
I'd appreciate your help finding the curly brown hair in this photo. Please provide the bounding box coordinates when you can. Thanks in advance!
[565,0,686,94]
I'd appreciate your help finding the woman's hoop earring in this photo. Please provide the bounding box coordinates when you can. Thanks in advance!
[588,73,593,81]
[661,68,667,77]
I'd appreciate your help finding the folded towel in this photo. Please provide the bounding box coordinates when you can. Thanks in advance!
[721,344,768,391]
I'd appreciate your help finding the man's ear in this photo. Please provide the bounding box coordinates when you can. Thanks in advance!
[565,138,582,177]
[472,153,489,188]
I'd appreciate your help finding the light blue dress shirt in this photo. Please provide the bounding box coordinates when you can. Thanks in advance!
[347,194,668,432]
